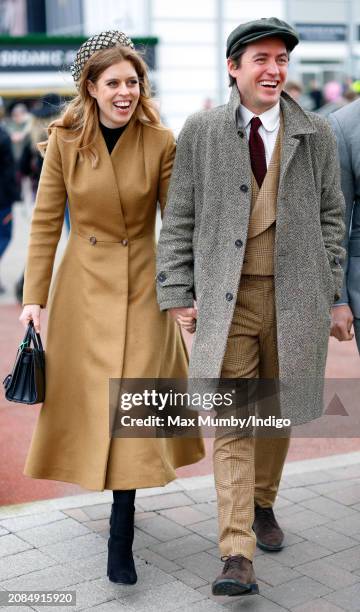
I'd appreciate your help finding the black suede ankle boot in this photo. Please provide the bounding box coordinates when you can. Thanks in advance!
[107,489,137,584]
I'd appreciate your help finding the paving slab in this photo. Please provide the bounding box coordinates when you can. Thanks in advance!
[0,548,56,581]
[291,599,345,611]
[254,555,302,586]
[135,514,189,542]
[1,563,84,591]
[16,518,91,547]
[175,551,222,582]
[0,533,33,557]
[39,533,107,563]
[324,582,360,611]
[277,508,330,532]
[137,493,193,512]
[135,548,181,573]
[262,575,331,608]
[298,525,358,553]
[300,497,359,520]
[80,504,112,521]
[159,506,210,526]
[273,540,333,567]
[149,533,214,561]
[115,580,206,611]
[0,510,66,532]
[32,580,112,612]
[1,461,360,610]
[296,557,359,589]
[171,568,208,589]
[187,517,218,542]
[92,563,176,599]
[325,545,360,571]
[279,487,319,503]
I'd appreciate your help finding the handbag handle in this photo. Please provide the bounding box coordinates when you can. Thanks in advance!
[20,321,43,353]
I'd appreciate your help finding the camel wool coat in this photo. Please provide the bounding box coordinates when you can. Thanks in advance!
[23,116,204,491]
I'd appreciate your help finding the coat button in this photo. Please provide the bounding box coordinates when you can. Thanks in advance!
[235,239,243,248]
[89,236,97,245]
[333,256,340,265]
[226,292,233,302]
[237,130,244,138]
[158,272,167,283]
[240,184,248,193]
[121,239,128,246]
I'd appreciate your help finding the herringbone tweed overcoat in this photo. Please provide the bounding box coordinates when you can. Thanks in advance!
[22,117,204,491]
[156,86,345,424]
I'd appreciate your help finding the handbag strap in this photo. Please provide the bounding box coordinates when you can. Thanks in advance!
[29,320,44,352]
[20,321,44,352]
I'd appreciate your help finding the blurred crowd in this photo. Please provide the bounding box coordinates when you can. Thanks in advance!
[0,76,360,301]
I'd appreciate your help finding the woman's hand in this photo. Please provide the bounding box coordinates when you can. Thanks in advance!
[19,305,41,333]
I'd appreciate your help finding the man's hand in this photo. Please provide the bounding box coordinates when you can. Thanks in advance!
[330,304,354,341]
[168,307,197,334]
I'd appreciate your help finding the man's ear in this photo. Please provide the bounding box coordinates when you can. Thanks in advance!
[86,80,96,98]
[227,57,238,78]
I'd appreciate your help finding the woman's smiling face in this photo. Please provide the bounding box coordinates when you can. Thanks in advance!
[87,60,140,128]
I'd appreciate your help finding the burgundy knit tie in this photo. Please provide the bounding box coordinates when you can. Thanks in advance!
[249,116,267,188]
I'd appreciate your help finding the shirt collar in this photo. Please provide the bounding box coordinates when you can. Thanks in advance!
[239,102,280,133]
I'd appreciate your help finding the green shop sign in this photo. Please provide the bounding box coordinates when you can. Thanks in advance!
[0,35,158,73]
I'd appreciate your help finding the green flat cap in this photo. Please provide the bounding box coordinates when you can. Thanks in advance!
[226,17,299,58]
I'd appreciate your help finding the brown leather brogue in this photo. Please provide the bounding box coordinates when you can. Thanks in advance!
[253,504,284,551]
[212,555,259,596]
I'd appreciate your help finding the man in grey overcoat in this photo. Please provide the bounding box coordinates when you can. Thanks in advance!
[329,100,360,353]
[157,17,345,596]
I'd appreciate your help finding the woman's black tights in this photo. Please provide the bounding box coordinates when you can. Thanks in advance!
[107,489,137,584]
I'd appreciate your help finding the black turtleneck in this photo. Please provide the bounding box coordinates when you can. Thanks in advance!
[99,122,127,154]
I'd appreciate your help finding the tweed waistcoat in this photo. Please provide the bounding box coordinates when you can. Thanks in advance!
[242,116,283,276]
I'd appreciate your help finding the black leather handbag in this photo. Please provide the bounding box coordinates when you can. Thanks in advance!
[3,321,45,404]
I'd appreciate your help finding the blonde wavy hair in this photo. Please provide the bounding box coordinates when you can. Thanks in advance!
[39,46,162,167]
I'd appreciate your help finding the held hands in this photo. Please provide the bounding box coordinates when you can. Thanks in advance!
[330,304,354,341]
[19,305,41,333]
[169,307,197,334]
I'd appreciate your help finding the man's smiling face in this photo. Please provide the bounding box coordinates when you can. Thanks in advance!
[227,37,289,115]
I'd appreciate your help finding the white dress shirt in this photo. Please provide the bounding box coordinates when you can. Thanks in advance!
[239,102,280,167]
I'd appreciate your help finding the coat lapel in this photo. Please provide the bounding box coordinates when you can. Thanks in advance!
[278,92,316,195]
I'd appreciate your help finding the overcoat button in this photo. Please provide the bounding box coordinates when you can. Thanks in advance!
[121,239,128,246]
[240,184,248,193]
[235,239,243,248]
[89,236,97,245]
[237,130,244,138]
[226,292,233,302]
[158,272,167,283]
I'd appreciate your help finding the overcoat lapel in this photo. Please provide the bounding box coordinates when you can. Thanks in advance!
[278,93,315,201]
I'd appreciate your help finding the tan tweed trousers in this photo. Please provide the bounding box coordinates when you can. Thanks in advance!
[214,275,290,560]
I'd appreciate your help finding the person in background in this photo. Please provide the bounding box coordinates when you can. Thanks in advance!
[19,30,204,586]
[6,103,31,162]
[20,94,62,199]
[284,80,302,102]
[329,99,360,353]
[308,79,324,110]
[0,99,20,294]
[14,94,62,303]
[317,81,346,117]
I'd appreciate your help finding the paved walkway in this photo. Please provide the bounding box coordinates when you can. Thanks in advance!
[0,452,360,611]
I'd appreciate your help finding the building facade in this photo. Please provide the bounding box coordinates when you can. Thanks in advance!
[0,0,359,131]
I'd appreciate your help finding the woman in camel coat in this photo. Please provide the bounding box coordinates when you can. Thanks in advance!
[20,31,204,586]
